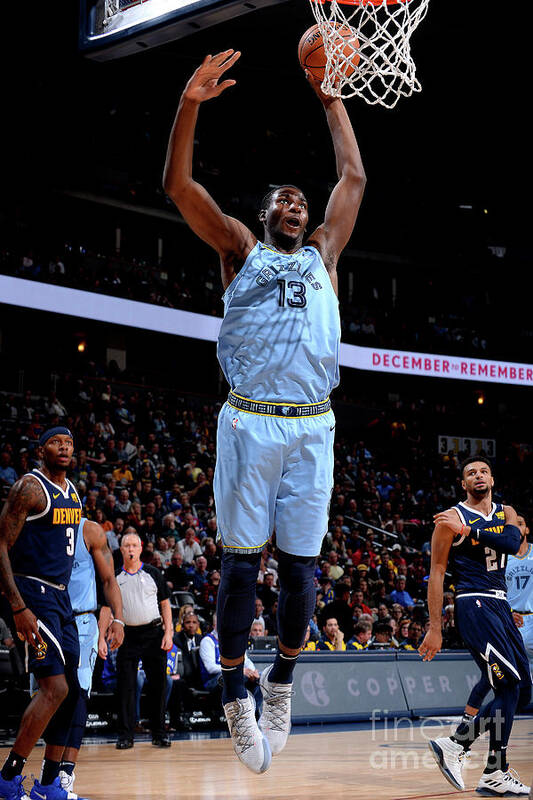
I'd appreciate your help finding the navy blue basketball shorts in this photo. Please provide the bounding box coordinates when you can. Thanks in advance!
[455,593,531,690]
[15,576,79,679]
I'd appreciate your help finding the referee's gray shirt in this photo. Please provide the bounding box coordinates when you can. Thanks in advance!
[115,562,170,626]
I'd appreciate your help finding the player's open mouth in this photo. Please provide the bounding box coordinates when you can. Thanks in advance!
[285,217,300,229]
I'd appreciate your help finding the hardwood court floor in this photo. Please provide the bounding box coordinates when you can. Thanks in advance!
[3,719,532,799]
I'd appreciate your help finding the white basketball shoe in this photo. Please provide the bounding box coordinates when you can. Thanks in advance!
[59,771,75,793]
[259,664,293,756]
[223,691,272,774]
[428,736,468,790]
[476,768,530,796]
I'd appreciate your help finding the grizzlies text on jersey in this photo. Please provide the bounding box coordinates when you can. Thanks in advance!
[9,469,82,586]
[217,242,340,404]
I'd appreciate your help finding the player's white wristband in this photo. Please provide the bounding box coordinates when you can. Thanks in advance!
[113,619,125,627]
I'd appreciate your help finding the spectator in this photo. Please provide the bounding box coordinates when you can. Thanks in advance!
[256,571,279,613]
[0,452,17,487]
[441,604,462,649]
[200,570,220,614]
[191,555,209,595]
[154,536,172,569]
[168,612,203,729]
[317,617,346,651]
[113,460,134,484]
[398,621,423,651]
[351,589,372,617]
[346,621,372,651]
[368,622,396,650]
[301,624,318,651]
[389,576,414,609]
[253,597,267,630]
[107,517,124,552]
[165,551,190,592]
[116,488,132,515]
[320,583,354,640]
[177,527,202,566]
[249,619,266,644]
[326,551,344,581]
[263,599,278,638]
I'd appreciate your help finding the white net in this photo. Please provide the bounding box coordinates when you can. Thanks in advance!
[308,0,430,108]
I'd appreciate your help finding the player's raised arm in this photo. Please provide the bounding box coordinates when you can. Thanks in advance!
[84,520,124,650]
[418,520,455,662]
[305,74,366,290]
[163,50,256,287]
[0,476,46,645]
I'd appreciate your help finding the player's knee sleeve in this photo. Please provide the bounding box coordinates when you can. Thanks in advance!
[276,550,317,650]
[64,688,89,751]
[217,552,261,660]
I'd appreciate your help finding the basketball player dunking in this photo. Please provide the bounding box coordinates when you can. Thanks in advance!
[419,456,531,796]
[163,50,365,773]
[0,427,91,800]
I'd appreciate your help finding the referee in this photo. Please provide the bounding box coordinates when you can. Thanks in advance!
[101,532,173,749]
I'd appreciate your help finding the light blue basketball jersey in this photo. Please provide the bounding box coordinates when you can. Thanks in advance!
[69,518,97,613]
[506,543,533,612]
[217,242,340,403]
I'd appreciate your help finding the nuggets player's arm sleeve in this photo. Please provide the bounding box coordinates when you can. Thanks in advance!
[307,98,366,278]
[85,520,124,621]
[163,92,255,279]
[0,475,46,610]
[472,505,521,555]
[426,523,455,632]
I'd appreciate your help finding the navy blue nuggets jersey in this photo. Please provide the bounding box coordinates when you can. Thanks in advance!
[9,469,82,586]
[449,501,507,594]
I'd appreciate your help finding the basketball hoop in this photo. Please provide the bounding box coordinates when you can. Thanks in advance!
[308,0,430,108]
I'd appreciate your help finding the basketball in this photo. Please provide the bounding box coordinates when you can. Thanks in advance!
[298,23,359,83]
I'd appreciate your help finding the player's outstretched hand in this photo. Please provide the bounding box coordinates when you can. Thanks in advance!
[303,69,338,108]
[15,607,45,648]
[184,50,241,104]
[433,510,467,536]
[418,629,441,662]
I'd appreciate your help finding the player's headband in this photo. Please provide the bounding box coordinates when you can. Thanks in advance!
[39,427,74,447]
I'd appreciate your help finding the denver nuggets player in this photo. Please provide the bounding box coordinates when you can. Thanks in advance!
[28,517,124,797]
[419,456,531,796]
[449,512,533,762]
[0,427,88,800]
[164,50,365,772]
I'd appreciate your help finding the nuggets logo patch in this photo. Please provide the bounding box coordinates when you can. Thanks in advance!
[71,492,79,503]
[232,418,238,430]
[496,511,505,519]
[490,661,504,680]
[34,640,48,661]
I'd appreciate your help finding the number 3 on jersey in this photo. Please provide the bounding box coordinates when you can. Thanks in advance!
[66,526,75,556]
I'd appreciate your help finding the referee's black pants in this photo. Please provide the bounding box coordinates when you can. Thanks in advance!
[116,622,167,741]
